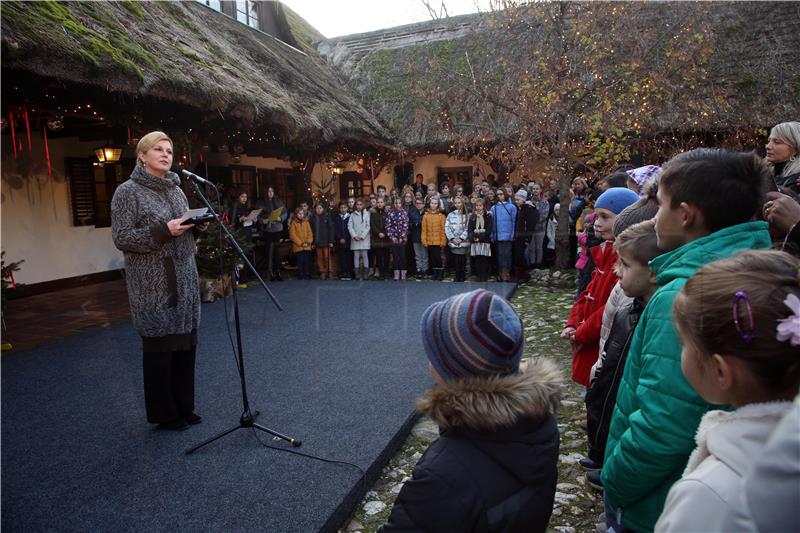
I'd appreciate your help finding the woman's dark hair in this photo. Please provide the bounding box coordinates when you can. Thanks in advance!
[660,148,769,233]
[600,172,630,189]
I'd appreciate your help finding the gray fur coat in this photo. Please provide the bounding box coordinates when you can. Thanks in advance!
[111,165,200,338]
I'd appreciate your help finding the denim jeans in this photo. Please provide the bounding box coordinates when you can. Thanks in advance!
[412,242,428,272]
[496,241,513,272]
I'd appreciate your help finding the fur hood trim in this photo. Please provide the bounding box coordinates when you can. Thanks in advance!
[417,357,562,431]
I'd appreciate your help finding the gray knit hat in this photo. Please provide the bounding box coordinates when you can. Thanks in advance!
[612,194,659,237]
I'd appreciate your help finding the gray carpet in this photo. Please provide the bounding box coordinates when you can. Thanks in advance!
[2,280,515,532]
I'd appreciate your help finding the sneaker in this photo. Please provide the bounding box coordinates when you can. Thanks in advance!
[586,469,603,491]
[579,457,602,471]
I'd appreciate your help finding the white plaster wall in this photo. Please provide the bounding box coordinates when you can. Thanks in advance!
[1,134,126,285]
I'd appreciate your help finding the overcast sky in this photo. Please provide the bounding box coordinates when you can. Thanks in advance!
[282,0,491,38]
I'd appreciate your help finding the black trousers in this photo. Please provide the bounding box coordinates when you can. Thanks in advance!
[392,244,407,271]
[406,241,417,274]
[374,247,390,275]
[337,244,353,276]
[262,232,282,276]
[142,346,196,423]
[473,255,490,281]
[451,253,466,279]
[428,245,443,278]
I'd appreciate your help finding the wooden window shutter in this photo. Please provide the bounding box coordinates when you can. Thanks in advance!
[66,157,96,226]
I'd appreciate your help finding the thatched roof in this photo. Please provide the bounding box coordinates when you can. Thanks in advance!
[320,2,800,150]
[0,0,392,149]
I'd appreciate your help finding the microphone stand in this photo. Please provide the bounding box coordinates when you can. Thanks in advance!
[184,176,301,455]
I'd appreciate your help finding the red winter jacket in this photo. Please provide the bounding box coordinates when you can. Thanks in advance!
[566,242,619,386]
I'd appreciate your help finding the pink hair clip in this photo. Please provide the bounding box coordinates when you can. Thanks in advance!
[732,291,755,344]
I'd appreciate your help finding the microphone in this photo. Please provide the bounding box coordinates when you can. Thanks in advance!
[181,169,216,187]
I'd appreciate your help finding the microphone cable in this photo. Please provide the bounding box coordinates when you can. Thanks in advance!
[249,426,368,503]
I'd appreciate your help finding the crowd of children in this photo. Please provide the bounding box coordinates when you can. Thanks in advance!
[379,122,800,533]
[232,175,567,283]
[559,128,800,533]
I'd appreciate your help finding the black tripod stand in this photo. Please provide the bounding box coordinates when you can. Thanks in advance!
[184,175,300,455]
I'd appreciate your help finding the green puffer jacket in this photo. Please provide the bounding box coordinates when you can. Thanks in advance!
[601,221,771,532]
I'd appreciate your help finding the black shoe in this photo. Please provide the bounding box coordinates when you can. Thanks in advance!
[157,419,189,431]
[586,469,603,491]
[183,413,202,425]
[580,457,602,471]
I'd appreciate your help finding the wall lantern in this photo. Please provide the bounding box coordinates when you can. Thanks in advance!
[94,145,123,163]
[331,166,345,175]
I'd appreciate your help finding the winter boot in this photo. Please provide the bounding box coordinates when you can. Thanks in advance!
[394,270,400,281]
[400,270,407,281]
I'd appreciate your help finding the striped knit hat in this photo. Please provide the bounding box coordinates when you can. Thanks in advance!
[421,289,524,381]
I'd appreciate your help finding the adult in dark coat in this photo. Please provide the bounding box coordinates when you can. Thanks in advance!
[512,190,538,282]
[381,290,561,533]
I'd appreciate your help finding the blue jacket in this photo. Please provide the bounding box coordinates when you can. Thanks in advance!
[490,201,517,241]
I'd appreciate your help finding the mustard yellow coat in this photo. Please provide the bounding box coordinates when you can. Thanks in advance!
[289,218,313,253]
[421,210,446,247]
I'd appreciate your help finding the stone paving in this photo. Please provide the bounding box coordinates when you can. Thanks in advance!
[2,279,131,353]
[341,270,604,533]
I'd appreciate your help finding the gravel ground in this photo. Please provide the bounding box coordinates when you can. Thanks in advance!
[340,271,604,533]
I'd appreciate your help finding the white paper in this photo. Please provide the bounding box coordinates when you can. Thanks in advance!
[179,207,208,223]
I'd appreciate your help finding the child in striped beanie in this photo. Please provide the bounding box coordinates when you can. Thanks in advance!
[381,289,562,533]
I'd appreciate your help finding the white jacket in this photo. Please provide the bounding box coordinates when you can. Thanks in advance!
[655,401,792,533]
[348,210,371,250]
[725,394,800,532]
[445,210,469,254]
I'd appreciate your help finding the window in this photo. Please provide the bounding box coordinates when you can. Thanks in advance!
[67,158,95,226]
[206,0,260,29]
[340,171,373,200]
[258,168,301,209]
[66,158,130,227]
[437,167,473,195]
[229,165,257,198]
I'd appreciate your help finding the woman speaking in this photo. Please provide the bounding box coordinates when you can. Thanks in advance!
[111,131,204,431]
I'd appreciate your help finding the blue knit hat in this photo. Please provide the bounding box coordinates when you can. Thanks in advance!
[421,289,524,381]
[594,187,639,215]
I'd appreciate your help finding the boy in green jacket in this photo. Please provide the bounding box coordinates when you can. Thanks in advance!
[601,149,773,532]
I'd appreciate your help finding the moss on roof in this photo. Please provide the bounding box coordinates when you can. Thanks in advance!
[1,0,392,148]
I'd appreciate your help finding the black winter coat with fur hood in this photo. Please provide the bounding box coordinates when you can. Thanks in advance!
[380,358,561,533]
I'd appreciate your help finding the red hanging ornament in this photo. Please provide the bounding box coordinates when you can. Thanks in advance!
[9,111,17,159]
[43,126,52,176]
[23,107,31,152]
